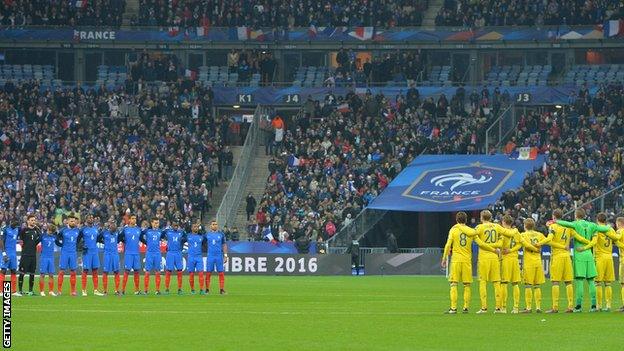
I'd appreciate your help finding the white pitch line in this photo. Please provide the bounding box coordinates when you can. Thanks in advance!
[13,308,441,316]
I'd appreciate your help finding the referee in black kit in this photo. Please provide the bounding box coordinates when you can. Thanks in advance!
[17,215,41,296]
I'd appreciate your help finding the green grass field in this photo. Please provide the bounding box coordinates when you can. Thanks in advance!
[11,275,624,350]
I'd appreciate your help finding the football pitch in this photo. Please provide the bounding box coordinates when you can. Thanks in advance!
[12,275,623,350]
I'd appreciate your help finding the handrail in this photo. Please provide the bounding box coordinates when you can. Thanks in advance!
[215,105,264,226]
[484,103,515,153]
[563,183,624,218]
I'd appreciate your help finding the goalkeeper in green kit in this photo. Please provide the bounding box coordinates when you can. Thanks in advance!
[556,208,611,312]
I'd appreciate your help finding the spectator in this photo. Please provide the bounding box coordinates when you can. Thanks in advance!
[246,193,257,221]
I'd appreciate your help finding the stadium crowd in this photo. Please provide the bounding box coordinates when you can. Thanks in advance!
[250,85,504,242]
[436,0,624,27]
[251,82,624,243]
[0,79,232,229]
[0,0,126,27]
[137,0,427,28]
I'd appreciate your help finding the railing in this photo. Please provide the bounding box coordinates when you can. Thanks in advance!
[326,209,388,248]
[215,105,266,226]
[484,103,517,153]
[563,183,624,219]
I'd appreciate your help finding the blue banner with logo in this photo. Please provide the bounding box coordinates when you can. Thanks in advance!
[368,154,545,212]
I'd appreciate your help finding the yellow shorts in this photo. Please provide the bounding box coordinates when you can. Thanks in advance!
[449,261,472,283]
[550,255,573,282]
[595,256,615,282]
[619,262,624,282]
[523,264,545,285]
[501,257,521,283]
[478,259,500,282]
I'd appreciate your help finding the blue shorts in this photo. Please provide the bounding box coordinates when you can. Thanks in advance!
[145,252,162,271]
[187,255,204,272]
[166,252,184,271]
[206,256,224,273]
[124,253,141,271]
[1,253,17,271]
[103,253,120,273]
[39,256,55,274]
[82,252,100,270]
[59,252,78,270]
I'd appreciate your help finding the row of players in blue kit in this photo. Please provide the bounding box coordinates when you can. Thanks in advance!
[5,214,228,297]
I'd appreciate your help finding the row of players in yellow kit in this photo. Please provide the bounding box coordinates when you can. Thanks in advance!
[441,209,624,314]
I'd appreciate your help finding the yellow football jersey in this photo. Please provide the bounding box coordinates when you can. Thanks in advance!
[500,229,522,259]
[522,230,546,265]
[443,224,475,263]
[476,222,506,260]
[595,227,621,258]
[547,223,573,257]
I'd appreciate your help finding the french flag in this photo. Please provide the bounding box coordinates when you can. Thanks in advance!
[0,133,9,145]
[168,26,179,37]
[184,69,197,80]
[349,27,374,41]
[237,26,249,40]
[510,146,538,160]
[308,24,317,38]
[336,103,351,113]
[262,226,274,241]
[604,19,624,37]
[74,0,88,8]
[287,155,300,167]
[196,25,209,37]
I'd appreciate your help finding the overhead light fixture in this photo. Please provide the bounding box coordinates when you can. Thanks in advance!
[555,105,562,109]
[233,105,240,109]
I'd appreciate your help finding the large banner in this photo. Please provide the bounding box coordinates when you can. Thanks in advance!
[19,253,351,276]
[0,25,621,43]
[368,154,545,212]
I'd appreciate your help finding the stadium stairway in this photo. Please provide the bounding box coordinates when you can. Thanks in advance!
[422,0,444,27]
[230,147,272,239]
[204,146,243,224]
[122,0,140,26]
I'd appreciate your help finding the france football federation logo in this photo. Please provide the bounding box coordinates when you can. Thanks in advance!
[402,162,513,203]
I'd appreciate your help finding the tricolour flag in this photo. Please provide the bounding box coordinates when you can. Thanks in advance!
[511,146,538,160]
[185,69,197,80]
[74,0,87,8]
[308,25,317,38]
[604,19,624,37]
[0,133,9,145]
[287,155,300,167]
[336,103,351,113]
[349,27,374,41]
[262,226,274,241]
[196,25,209,37]
[168,26,179,37]
[237,26,249,40]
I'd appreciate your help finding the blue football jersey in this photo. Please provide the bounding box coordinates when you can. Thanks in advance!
[2,227,19,254]
[40,234,56,257]
[205,231,225,256]
[164,229,186,252]
[187,234,204,256]
[81,226,100,253]
[103,231,119,254]
[58,227,80,254]
[120,227,141,254]
[142,229,162,253]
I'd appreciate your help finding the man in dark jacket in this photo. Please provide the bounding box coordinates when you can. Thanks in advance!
[246,193,257,221]
[386,231,399,253]
[347,235,360,276]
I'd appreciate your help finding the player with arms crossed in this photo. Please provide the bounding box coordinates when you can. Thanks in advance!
[441,212,497,314]
[102,221,121,295]
[539,209,589,313]
[590,213,621,312]
[205,220,228,294]
[39,224,58,296]
[519,218,545,313]
[141,218,163,295]
[474,210,516,313]
[557,208,611,312]
[79,215,104,296]
[119,214,142,295]
[56,214,81,296]
[187,223,206,295]
[1,219,20,295]
[163,220,186,295]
